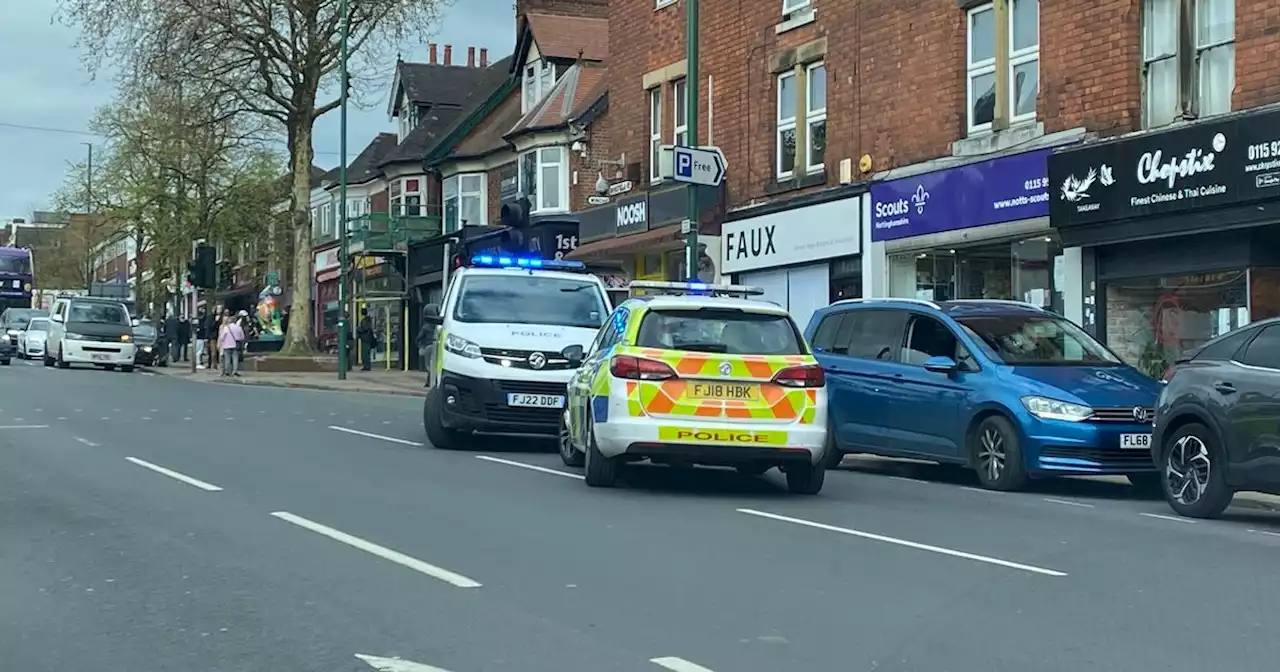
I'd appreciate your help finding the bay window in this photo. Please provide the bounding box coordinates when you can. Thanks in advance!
[519,147,568,213]
[443,173,486,232]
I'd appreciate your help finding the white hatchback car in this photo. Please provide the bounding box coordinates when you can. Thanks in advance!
[17,316,49,359]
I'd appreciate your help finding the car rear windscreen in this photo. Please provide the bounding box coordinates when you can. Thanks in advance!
[635,308,804,355]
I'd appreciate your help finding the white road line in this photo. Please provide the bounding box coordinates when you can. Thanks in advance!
[125,457,223,492]
[0,424,50,430]
[1140,512,1195,524]
[328,425,424,446]
[271,511,480,588]
[1248,529,1280,538]
[1043,497,1095,509]
[475,455,584,480]
[960,486,1003,495]
[74,437,100,447]
[738,508,1068,577]
[355,654,455,671]
[651,657,718,672]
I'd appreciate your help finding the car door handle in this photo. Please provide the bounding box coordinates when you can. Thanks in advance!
[1213,381,1237,394]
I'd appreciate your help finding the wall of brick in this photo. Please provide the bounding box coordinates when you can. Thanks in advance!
[590,0,1280,221]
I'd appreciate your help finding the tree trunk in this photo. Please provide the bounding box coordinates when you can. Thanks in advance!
[281,119,315,354]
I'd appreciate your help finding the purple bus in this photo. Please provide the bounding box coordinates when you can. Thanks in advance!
[0,246,34,312]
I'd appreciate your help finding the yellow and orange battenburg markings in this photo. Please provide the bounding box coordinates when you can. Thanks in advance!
[615,346,819,423]
[657,427,789,445]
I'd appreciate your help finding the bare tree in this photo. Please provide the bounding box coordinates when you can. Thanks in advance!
[58,0,450,352]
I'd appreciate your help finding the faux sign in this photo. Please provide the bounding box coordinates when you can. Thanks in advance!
[720,197,861,274]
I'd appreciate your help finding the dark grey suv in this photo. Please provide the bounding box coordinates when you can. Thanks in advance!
[1153,318,1280,518]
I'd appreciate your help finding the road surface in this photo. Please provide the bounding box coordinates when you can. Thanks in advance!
[3,358,1278,671]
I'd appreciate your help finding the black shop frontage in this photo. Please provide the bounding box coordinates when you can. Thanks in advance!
[1049,107,1280,378]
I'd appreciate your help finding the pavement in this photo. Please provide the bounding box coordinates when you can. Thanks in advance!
[151,362,428,396]
[4,356,1280,672]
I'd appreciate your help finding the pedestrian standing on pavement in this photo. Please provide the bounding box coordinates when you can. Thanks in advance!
[218,315,244,377]
[177,317,190,362]
[357,308,375,372]
[164,313,180,362]
[194,308,210,369]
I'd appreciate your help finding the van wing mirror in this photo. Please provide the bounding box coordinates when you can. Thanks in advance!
[422,304,443,325]
[562,344,585,367]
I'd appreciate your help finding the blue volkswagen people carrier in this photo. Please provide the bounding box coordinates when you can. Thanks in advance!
[805,299,1163,491]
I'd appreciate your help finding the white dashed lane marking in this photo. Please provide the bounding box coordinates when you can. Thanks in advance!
[738,508,1068,577]
[475,455,584,480]
[125,457,223,492]
[328,425,424,447]
[1140,512,1195,524]
[271,511,480,588]
[650,657,718,672]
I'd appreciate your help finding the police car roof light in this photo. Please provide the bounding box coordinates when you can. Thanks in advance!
[628,280,765,298]
[469,255,586,271]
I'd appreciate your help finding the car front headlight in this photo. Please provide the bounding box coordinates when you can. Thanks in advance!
[1021,396,1093,422]
[64,332,85,340]
[142,345,152,352]
[444,333,482,358]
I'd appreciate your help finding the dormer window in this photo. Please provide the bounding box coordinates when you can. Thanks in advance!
[522,60,557,113]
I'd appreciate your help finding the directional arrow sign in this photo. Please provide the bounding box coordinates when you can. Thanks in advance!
[355,654,456,671]
[672,146,726,187]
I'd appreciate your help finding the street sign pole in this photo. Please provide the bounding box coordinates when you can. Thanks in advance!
[684,0,700,280]
[336,0,350,380]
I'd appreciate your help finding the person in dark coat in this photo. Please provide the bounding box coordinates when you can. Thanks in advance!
[357,308,375,371]
[177,317,191,361]
[164,314,180,362]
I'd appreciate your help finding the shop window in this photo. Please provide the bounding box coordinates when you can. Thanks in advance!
[966,0,1039,135]
[887,236,1063,313]
[1142,0,1234,128]
[518,147,568,213]
[1250,268,1280,321]
[1104,271,1249,378]
[639,253,663,279]
[649,87,662,183]
[443,173,485,232]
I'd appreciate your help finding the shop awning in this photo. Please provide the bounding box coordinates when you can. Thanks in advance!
[567,227,685,260]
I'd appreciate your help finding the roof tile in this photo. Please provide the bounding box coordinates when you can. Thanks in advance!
[526,14,609,61]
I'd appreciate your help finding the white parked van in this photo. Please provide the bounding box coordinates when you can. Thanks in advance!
[46,295,138,372]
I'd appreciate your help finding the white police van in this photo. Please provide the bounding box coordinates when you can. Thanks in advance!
[422,254,612,448]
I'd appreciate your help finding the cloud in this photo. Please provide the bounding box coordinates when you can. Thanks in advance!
[0,0,516,220]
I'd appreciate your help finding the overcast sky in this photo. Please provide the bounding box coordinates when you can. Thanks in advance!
[0,0,515,222]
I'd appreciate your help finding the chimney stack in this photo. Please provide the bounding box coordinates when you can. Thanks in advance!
[428,43,437,64]
[467,46,475,67]
[443,44,452,66]
[480,48,489,67]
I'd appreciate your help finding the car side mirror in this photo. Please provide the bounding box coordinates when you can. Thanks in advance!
[563,344,585,367]
[50,314,64,323]
[923,356,959,374]
[132,319,141,327]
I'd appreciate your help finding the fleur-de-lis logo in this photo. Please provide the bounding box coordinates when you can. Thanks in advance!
[911,185,930,214]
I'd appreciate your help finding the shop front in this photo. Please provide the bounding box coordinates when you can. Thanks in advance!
[313,245,341,348]
[568,183,725,289]
[721,190,863,330]
[1049,107,1280,378]
[867,147,1071,316]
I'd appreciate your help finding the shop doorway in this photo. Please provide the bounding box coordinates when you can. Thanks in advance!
[888,235,1064,313]
[353,296,408,370]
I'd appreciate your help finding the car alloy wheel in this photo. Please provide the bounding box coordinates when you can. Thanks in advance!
[977,426,1006,482]
[1166,434,1212,506]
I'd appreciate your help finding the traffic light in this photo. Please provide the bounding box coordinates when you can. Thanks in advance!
[191,244,216,289]
[498,196,532,253]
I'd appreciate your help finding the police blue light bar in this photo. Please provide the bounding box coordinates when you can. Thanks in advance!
[469,255,586,271]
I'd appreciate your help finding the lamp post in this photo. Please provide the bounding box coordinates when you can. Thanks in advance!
[336,0,351,379]
[683,0,700,280]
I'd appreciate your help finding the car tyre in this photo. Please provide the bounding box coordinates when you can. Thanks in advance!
[558,411,585,468]
[785,460,826,495]
[56,347,70,369]
[43,353,54,367]
[1161,422,1233,519]
[423,387,462,450]
[583,416,618,487]
[971,415,1028,491]
[0,358,9,366]
[121,365,134,373]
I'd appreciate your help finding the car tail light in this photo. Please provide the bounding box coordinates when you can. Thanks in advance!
[610,355,677,381]
[772,364,825,388]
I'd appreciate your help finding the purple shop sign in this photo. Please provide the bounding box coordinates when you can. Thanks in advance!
[870,148,1053,242]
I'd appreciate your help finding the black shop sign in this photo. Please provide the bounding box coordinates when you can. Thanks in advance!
[1050,108,1280,227]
